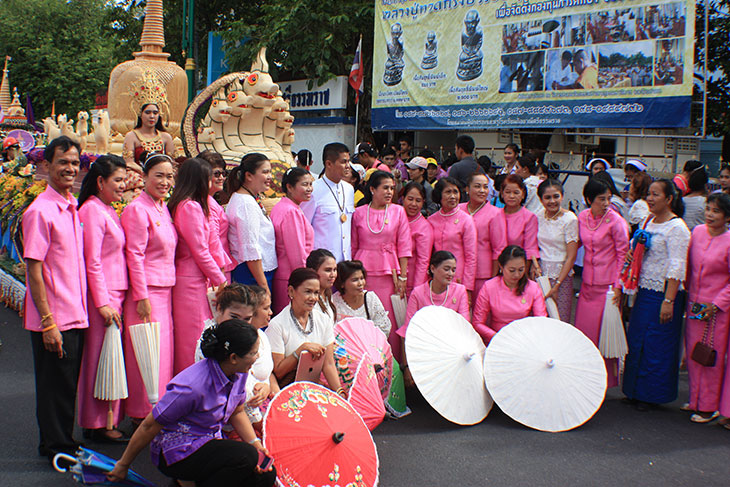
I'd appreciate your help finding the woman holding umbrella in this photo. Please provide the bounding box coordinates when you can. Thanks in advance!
[77,155,128,442]
[108,320,276,487]
[401,181,433,297]
[684,193,730,423]
[271,167,314,314]
[352,171,412,333]
[535,179,579,323]
[460,172,505,298]
[266,268,345,395]
[472,246,547,344]
[575,178,629,388]
[492,175,539,277]
[121,152,177,421]
[169,158,227,375]
[622,179,690,411]
[428,177,477,299]
[306,249,338,324]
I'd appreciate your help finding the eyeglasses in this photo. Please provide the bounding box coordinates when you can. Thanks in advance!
[213,170,228,178]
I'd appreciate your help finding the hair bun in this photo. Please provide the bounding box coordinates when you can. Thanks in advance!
[200,326,219,358]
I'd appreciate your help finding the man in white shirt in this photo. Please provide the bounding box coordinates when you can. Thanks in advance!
[301,142,355,262]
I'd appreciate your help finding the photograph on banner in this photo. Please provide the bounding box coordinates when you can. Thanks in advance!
[372,0,696,130]
[597,41,653,88]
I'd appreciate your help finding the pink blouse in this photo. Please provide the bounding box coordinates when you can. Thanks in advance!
[492,207,540,260]
[459,202,506,279]
[271,196,315,280]
[472,276,547,343]
[79,196,128,309]
[428,209,477,291]
[396,281,470,337]
[121,191,178,302]
[406,214,434,293]
[578,208,629,287]
[173,199,226,286]
[207,196,235,272]
[352,204,412,276]
[687,225,730,311]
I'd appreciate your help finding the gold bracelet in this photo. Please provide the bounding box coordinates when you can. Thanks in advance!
[42,323,57,333]
[41,313,53,323]
[336,387,345,395]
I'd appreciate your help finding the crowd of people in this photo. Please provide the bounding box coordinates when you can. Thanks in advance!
[22,104,730,485]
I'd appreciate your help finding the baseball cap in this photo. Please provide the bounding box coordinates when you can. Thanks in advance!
[426,157,438,167]
[3,136,19,150]
[357,143,377,157]
[349,162,366,180]
[406,156,428,170]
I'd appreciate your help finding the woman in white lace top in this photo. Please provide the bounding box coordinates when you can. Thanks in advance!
[226,153,277,293]
[535,179,579,322]
[622,179,691,411]
[332,260,391,337]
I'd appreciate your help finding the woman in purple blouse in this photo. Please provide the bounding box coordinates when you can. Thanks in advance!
[108,320,276,487]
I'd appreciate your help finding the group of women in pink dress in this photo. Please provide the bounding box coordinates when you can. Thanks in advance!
[73,141,730,450]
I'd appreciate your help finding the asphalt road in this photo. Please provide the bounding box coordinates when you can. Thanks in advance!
[1,304,728,487]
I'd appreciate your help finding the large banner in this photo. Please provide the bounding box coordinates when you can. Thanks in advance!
[371,0,695,130]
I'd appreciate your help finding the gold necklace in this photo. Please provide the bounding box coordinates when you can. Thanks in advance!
[585,210,609,231]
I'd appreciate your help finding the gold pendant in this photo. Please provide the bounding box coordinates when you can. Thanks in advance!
[385,219,389,225]
[452,297,457,304]
[340,213,347,223]
[454,219,459,224]
[155,221,161,226]
[521,298,526,304]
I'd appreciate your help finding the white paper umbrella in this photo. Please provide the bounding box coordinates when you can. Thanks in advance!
[536,276,561,320]
[405,306,492,425]
[129,322,161,404]
[599,288,628,359]
[484,317,607,432]
[93,323,128,429]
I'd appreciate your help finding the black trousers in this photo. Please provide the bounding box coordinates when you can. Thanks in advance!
[30,329,84,458]
[159,439,277,487]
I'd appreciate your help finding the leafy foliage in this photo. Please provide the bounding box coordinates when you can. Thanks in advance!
[696,0,730,137]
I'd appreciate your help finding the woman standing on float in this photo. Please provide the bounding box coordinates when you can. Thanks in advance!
[575,178,629,388]
[122,103,175,172]
[428,177,477,299]
[168,158,227,374]
[460,172,506,299]
[351,170,412,358]
[121,152,177,421]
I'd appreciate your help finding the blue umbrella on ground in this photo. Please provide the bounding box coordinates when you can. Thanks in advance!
[53,447,154,486]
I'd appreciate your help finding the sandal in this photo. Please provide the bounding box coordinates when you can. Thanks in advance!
[690,411,719,423]
[679,402,692,412]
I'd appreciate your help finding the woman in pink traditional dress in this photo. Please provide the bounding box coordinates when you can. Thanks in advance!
[575,178,629,388]
[685,193,730,424]
[428,177,477,299]
[271,167,314,314]
[534,179,579,322]
[460,172,506,299]
[496,174,540,274]
[198,151,235,281]
[472,246,547,344]
[121,153,177,421]
[352,170,412,359]
[398,251,470,385]
[77,155,129,441]
[401,181,433,297]
[168,158,227,374]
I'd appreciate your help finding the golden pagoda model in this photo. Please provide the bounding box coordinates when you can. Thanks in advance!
[0,56,12,115]
[107,0,187,137]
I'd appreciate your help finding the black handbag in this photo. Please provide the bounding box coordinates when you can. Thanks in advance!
[691,314,717,367]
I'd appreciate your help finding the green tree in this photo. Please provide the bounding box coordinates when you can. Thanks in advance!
[0,0,142,117]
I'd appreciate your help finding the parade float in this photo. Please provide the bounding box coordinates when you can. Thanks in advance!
[0,0,296,310]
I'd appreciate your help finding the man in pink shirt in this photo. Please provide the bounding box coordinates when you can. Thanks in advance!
[22,136,88,463]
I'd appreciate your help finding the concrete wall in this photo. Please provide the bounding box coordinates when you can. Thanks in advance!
[291,123,355,175]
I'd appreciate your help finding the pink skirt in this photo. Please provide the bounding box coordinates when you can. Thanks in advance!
[366,274,401,362]
[77,289,126,429]
[272,277,290,315]
[123,285,174,419]
[686,311,730,413]
[575,282,619,388]
[172,274,214,375]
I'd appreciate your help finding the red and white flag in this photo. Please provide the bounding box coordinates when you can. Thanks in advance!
[349,36,364,103]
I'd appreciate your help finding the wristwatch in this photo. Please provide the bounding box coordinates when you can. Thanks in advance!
[663,298,674,304]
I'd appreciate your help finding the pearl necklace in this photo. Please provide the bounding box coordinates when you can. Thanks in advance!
[440,207,459,217]
[366,203,389,234]
[467,201,486,216]
[409,213,423,224]
[585,210,610,231]
[429,281,449,306]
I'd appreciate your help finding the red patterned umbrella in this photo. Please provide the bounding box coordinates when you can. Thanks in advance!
[263,382,379,487]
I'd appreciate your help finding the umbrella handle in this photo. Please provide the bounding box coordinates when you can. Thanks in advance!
[546,359,555,368]
[463,352,476,362]
[52,453,77,473]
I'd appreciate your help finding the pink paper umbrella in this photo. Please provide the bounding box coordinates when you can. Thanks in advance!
[348,357,386,430]
[333,317,393,399]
